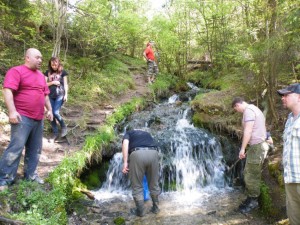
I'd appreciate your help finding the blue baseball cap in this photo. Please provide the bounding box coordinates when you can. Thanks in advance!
[277,83,300,95]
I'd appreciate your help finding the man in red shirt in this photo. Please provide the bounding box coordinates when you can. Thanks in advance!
[0,48,53,190]
[143,41,158,84]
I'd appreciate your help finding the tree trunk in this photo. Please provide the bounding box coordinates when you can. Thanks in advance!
[266,0,279,124]
[51,0,68,57]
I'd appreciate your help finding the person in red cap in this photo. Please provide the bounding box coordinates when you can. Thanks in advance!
[277,83,300,225]
[143,41,158,84]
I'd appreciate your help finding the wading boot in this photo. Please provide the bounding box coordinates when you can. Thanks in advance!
[151,195,160,214]
[132,198,145,217]
[239,197,258,213]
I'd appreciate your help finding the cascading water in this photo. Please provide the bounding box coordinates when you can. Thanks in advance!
[162,115,227,192]
[76,86,268,225]
[93,88,235,206]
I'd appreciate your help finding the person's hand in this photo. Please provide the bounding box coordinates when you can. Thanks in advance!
[63,95,68,102]
[9,111,22,124]
[52,81,60,86]
[122,162,129,174]
[239,149,246,159]
[46,110,53,121]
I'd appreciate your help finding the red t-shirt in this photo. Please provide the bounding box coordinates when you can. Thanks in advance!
[144,46,155,61]
[3,65,50,120]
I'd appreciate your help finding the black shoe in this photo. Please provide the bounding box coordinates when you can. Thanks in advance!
[151,205,160,214]
[132,199,145,217]
[239,197,258,213]
[130,208,145,217]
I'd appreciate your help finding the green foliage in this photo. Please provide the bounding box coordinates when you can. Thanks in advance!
[116,54,145,67]
[0,0,36,37]
[81,162,110,189]
[115,10,147,57]
[9,181,67,224]
[105,98,145,127]
[114,217,126,225]
[68,56,136,107]
[259,183,273,215]
[268,162,285,188]
[259,182,283,222]
[149,73,177,101]
[149,16,182,75]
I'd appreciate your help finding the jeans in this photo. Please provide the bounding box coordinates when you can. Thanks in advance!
[0,115,43,185]
[50,96,66,135]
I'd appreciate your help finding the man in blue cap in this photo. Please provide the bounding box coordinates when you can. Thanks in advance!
[278,83,300,225]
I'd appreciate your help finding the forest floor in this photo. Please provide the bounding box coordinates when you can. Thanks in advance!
[0,66,288,224]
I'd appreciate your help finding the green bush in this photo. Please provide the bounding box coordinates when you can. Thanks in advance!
[9,181,67,225]
[260,183,273,215]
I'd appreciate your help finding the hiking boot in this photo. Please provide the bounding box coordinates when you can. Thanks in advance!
[61,126,68,137]
[133,198,145,217]
[239,197,258,213]
[151,195,160,214]
[26,175,44,184]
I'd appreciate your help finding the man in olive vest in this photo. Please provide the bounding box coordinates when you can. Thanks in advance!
[232,97,268,213]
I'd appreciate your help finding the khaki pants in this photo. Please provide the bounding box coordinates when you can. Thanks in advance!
[129,150,160,201]
[285,183,300,225]
[147,61,158,77]
[244,142,268,197]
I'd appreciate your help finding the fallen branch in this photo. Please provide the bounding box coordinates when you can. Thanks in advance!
[74,187,95,200]
[0,216,25,225]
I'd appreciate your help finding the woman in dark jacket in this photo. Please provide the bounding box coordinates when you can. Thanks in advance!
[44,57,68,141]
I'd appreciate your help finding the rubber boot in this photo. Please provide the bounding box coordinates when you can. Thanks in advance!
[239,197,258,213]
[133,198,145,217]
[151,195,160,214]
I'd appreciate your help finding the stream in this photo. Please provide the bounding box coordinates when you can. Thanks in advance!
[69,85,269,225]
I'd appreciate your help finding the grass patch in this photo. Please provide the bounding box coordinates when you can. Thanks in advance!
[268,161,285,188]
[0,181,67,225]
[149,73,177,102]
[259,183,273,215]
[67,56,136,108]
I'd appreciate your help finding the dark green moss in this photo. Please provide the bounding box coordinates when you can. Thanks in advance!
[114,217,125,225]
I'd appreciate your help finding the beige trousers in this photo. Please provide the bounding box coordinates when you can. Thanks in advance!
[285,183,300,225]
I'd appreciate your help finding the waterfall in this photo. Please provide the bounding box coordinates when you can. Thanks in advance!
[93,86,235,204]
[168,94,179,104]
[158,108,227,193]
[101,153,130,192]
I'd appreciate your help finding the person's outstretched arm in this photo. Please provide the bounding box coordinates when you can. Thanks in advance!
[122,139,129,174]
